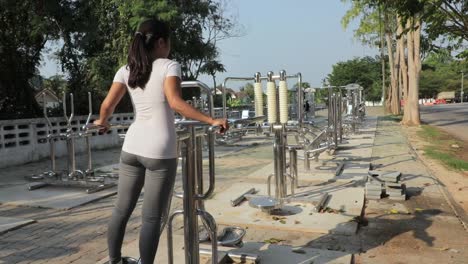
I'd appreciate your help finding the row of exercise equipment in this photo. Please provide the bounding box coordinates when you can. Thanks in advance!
[25,92,130,193]
[216,71,367,213]
[161,76,367,263]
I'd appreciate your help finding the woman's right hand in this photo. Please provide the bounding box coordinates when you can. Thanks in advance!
[211,118,229,134]
[93,119,110,133]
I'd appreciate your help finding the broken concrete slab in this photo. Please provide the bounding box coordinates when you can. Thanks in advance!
[0,216,36,234]
[368,170,402,183]
[366,191,383,197]
[0,184,117,210]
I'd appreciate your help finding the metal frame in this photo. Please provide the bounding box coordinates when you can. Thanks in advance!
[167,81,254,264]
[26,92,130,194]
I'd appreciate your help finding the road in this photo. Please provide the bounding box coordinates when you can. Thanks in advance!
[420,103,468,142]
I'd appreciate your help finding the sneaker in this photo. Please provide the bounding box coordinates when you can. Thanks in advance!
[122,257,139,264]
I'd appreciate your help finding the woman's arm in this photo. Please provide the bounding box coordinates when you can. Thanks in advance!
[94,82,127,130]
[164,76,228,132]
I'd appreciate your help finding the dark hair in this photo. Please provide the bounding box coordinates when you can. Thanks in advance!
[127,18,170,89]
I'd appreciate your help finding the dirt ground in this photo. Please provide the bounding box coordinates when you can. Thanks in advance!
[404,125,468,224]
[355,107,468,264]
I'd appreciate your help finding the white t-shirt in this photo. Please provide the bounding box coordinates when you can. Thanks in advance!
[113,59,181,159]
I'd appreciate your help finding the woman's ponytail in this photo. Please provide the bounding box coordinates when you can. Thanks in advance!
[127,19,170,89]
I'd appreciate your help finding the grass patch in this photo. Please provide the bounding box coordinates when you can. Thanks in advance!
[424,147,468,171]
[418,125,442,139]
[417,125,467,171]
[381,115,403,122]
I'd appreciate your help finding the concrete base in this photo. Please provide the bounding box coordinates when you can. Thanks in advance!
[206,182,363,235]
[0,184,117,210]
[201,242,352,264]
[0,216,36,234]
[98,234,352,264]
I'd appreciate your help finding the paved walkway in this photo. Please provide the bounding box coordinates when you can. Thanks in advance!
[0,144,273,264]
[1,113,467,264]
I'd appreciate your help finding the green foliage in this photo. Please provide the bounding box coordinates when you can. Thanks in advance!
[43,75,67,96]
[214,93,231,108]
[292,81,311,90]
[228,98,242,108]
[0,0,63,119]
[344,0,468,58]
[327,56,383,102]
[341,0,383,46]
[0,0,237,119]
[420,51,468,98]
[241,83,255,101]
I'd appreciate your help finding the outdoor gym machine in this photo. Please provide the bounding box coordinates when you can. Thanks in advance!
[165,81,258,264]
[26,92,131,193]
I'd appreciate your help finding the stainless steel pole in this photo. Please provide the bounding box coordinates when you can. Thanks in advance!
[333,94,338,148]
[338,92,343,143]
[43,93,57,175]
[461,72,464,103]
[85,92,93,175]
[273,126,286,200]
[183,126,199,264]
[289,148,298,189]
[297,73,303,125]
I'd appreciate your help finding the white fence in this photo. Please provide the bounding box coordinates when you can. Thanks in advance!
[0,113,134,169]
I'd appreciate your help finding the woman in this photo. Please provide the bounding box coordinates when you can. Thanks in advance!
[94,18,228,264]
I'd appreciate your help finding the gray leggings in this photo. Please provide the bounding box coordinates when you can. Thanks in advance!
[108,151,177,264]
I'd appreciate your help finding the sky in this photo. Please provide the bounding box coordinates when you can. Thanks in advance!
[38,0,378,90]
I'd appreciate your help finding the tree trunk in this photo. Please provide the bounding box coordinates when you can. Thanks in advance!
[380,4,386,110]
[402,16,421,126]
[391,45,401,115]
[384,16,400,115]
[398,17,409,102]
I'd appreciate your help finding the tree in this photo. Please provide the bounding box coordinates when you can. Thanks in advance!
[0,0,64,119]
[342,0,400,113]
[240,83,255,101]
[342,0,429,125]
[420,51,468,98]
[170,0,241,81]
[43,75,67,96]
[424,0,468,58]
[327,56,383,102]
[52,0,239,113]
[200,59,226,92]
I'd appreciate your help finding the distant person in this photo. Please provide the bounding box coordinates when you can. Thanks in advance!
[304,100,310,119]
[94,18,228,264]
